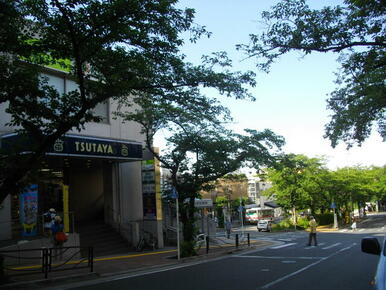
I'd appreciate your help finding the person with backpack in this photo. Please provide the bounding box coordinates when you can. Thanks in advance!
[43,208,56,236]
[51,215,67,260]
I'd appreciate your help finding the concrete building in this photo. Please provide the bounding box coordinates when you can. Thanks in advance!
[0,66,163,251]
[247,177,272,206]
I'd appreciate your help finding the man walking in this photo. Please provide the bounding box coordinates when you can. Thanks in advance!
[308,216,318,246]
[225,219,232,239]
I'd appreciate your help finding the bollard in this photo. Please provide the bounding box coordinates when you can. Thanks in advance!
[89,246,94,272]
[0,254,5,283]
[43,248,49,279]
[247,233,250,246]
[235,234,239,248]
[206,236,209,254]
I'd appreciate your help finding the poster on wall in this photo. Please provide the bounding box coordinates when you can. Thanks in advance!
[142,160,157,219]
[19,184,38,236]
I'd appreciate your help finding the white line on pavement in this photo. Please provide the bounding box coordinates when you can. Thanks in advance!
[270,243,297,249]
[305,242,326,249]
[322,243,341,250]
[260,243,357,289]
[233,255,324,260]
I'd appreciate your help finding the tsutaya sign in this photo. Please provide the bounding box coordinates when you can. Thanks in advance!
[50,135,143,160]
[1,133,143,161]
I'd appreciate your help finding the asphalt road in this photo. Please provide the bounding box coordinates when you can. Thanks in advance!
[56,215,385,290]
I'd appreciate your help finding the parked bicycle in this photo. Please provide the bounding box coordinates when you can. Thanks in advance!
[194,233,206,252]
[136,230,158,251]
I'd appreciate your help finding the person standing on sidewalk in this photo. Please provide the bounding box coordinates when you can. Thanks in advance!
[308,216,318,246]
[225,219,232,239]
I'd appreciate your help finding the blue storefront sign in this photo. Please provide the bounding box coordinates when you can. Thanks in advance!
[1,133,142,160]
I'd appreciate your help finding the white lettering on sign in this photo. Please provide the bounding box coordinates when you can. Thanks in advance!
[75,141,114,154]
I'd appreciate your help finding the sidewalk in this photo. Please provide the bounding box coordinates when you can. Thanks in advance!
[1,239,273,289]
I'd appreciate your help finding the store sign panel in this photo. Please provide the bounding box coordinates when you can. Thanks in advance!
[1,133,142,160]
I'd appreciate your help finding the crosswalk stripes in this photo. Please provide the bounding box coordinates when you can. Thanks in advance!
[270,243,297,249]
[269,242,345,250]
[321,242,341,250]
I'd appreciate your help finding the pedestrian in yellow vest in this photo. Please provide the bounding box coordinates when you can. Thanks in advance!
[308,216,318,246]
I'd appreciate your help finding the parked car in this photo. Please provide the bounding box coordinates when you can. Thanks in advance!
[257,220,272,232]
[361,236,385,290]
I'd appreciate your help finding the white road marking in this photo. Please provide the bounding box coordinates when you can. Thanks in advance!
[281,260,296,264]
[260,243,357,289]
[270,243,296,249]
[322,243,341,250]
[233,255,323,260]
[277,238,293,242]
[305,242,326,249]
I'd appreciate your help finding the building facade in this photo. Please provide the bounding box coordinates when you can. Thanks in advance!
[0,66,163,249]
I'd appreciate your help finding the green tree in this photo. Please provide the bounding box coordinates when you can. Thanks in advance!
[370,166,386,202]
[239,0,385,148]
[329,166,383,222]
[266,154,327,224]
[0,0,256,204]
[121,93,284,256]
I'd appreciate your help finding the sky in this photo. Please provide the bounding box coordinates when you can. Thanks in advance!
[155,0,386,170]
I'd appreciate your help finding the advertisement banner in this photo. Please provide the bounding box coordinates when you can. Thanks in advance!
[142,160,157,219]
[19,184,38,237]
[142,149,162,220]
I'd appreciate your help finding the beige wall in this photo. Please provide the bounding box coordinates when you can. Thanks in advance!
[0,68,144,144]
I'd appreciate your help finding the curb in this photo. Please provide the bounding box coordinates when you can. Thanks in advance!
[0,242,273,289]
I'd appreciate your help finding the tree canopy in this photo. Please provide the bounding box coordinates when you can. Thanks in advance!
[119,89,285,256]
[0,0,256,204]
[266,153,386,224]
[239,0,385,148]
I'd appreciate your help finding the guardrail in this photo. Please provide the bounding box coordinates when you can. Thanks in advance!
[0,246,93,282]
[202,233,251,254]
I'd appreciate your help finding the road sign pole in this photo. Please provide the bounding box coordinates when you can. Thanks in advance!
[239,197,244,237]
[171,187,180,260]
[176,197,180,260]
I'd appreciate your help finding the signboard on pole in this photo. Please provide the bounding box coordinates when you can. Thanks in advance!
[194,199,213,208]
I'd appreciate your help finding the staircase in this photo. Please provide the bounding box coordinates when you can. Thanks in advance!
[78,220,131,258]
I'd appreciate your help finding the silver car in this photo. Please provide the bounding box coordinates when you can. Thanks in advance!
[257,220,272,232]
[361,236,386,290]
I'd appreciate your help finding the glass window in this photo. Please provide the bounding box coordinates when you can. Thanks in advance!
[93,100,109,123]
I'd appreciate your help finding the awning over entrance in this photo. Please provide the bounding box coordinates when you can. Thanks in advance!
[1,133,143,161]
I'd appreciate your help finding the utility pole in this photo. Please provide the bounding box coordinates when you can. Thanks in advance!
[239,197,244,237]
[172,187,180,260]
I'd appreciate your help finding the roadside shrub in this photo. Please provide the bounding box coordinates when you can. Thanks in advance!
[272,217,309,231]
[272,218,295,231]
[297,217,310,229]
[181,240,197,257]
[315,213,334,225]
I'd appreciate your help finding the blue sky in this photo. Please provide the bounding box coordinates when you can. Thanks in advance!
[158,0,386,169]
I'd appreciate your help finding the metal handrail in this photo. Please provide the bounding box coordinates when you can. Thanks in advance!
[0,246,93,280]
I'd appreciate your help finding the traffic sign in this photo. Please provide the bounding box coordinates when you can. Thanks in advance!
[171,187,178,199]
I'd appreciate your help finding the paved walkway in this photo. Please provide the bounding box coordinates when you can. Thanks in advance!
[1,239,273,289]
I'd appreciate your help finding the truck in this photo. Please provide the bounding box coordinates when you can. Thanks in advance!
[245,207,274,224]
